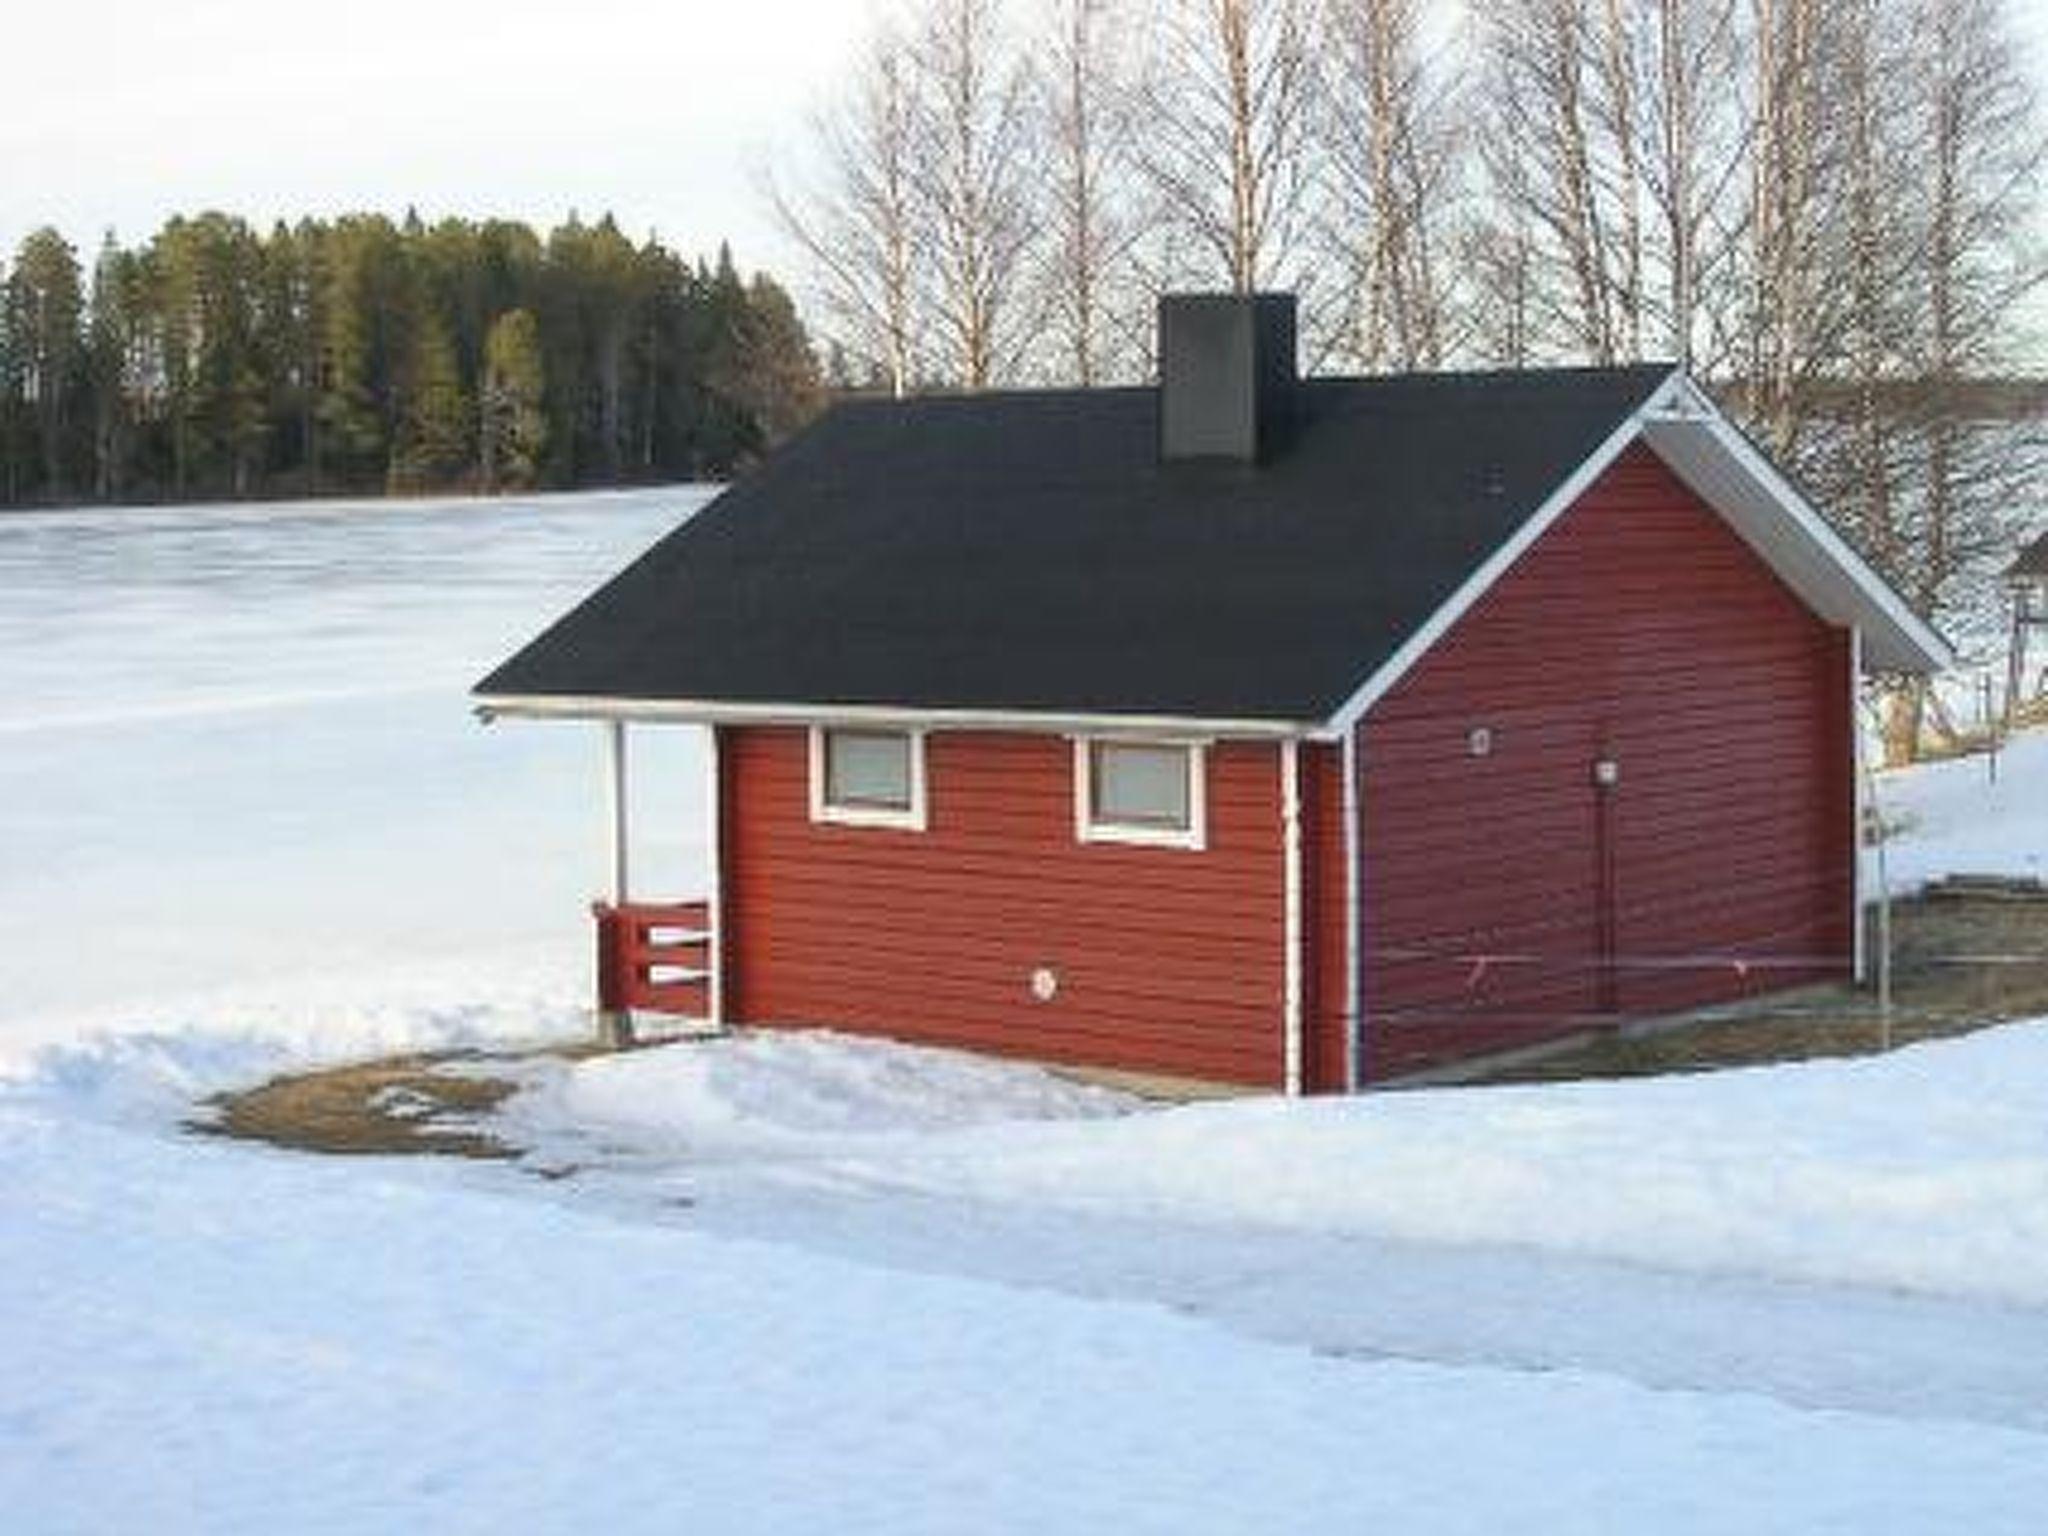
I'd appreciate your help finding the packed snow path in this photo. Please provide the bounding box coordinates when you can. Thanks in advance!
[489,1027,2048,1436]
[5,1099,2046,1536]
[674,1174,2048,1434]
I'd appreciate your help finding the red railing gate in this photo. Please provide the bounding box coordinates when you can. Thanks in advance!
[593,898,714,1021]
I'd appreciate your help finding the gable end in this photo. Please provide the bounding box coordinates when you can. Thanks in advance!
[1317,372,1948,738]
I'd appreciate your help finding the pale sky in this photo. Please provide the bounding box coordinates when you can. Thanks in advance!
[1,0,874,273]
[5,0,2047,297]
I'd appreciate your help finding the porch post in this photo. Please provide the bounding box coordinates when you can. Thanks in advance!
[1850,627,1867,986]
[605,717,630,905]
[705,723,725,1029]
[1343,724,1362,1093]
[599,718,635,1047]
[1282,738,1303,1097]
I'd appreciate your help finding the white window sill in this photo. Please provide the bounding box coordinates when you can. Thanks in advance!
[1079,818,1205,851]
[814,800,927,832]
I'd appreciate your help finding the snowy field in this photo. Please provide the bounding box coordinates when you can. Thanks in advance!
[1878,725,2048,890]
[4,491,2048,1532]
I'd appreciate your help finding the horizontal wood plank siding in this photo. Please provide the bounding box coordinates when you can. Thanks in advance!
[1302,742,1351,1093]
[1360,443,1854,1080]
[723,729,1287,1086]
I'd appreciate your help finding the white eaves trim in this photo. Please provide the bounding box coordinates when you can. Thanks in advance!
[475,693,1313,739]
[1316,369,1951,739]
[1640,376,1952,675]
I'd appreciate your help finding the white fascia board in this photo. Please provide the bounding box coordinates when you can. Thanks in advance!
[1640,379,1952,675]
[475,693,1312,740]
[1314,376,1677,740]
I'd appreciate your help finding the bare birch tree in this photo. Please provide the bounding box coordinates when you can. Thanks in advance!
[1136,0,1321,294]
[909,0,1043,387]
[1035,0,1150,383]
[1475,0,1628,361]
[768,24,927,396]
[1319,0,1461,370]
[1639,0,1745,367]
[1474,0,1755,369]
[1591,0,1647,358]
[1881,0,2045,756]
[1743,0,1810,447]
[1801,0,1911,559]
[1461,209,1541,366]
[1724,0,2042,759]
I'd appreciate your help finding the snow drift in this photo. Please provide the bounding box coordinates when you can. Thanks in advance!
[504,1021,2048,1308]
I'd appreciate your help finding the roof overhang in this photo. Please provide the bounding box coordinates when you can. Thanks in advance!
[1314,370,1952,740]
[473,692,1313,740]
[1639,376,1952,676]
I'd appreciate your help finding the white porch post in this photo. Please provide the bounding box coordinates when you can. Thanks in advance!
[1342,725,1362,1093]
[605,718,630,906]
[1850,627,1867,986]
[1282,738,1304,1097]
[599,718,634,1047]
[705,724,725,1030]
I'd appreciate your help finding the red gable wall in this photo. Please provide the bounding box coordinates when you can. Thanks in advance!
[720,729,1288,1086]
[1358,443,1855,1080]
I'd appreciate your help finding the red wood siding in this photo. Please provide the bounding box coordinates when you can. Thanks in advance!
[1359,443,1854,1080]
[721,728,1289,1086]
[1301,742,1352,1093]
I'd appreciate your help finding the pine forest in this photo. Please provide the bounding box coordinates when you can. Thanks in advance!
[0,213,821,506]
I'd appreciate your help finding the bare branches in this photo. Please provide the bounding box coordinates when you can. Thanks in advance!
[1319,0,1461,371]
[1037,0,1150,384]
[768,24,926,395]
[769,0,2047,469]
[1641,0,1744,368]
[1475,0,1623,362]
[910,0,1043,388]
[1470,0,1755,370]
[1136,0,1322,294]
[764,0,2047,765]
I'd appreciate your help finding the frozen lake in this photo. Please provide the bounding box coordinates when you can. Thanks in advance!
[0,487,712,1057]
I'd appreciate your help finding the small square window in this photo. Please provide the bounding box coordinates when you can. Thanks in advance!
[810,727,927,830]
[1076,738,1205,849]
[827,730,912,808]
[1093,743,1190,827]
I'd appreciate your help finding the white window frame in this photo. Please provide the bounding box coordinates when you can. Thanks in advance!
[809,726,929,831]
[1073,736,1207,851]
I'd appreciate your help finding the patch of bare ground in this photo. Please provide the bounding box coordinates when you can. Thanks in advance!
[199,1051,541,1159]
[1474,890,2048,1085]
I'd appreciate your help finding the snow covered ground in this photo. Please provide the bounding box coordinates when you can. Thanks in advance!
[4,491,2048,1532]
[500,1024,2048,1307]
[1877,725,2048,889]
[11,1099,2048,1536]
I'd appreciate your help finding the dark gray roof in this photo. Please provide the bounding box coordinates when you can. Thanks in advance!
[477,366,1674,723]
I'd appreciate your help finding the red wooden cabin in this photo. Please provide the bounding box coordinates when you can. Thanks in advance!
[478,294,1947,1092]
